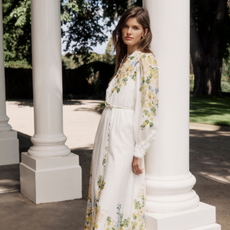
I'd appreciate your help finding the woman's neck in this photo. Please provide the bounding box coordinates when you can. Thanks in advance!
[127,45,138,56]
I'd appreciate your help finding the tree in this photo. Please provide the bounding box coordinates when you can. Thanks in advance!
[3,0,31,67]
[61,0,107,63]
[2,0,110,66]
[190,0,230,95]
[104,37,115,64]
[2,0,141,67]
[101,0,141,29]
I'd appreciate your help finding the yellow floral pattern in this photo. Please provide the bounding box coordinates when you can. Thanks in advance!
[84,50,159,229]
[139,54,159,130]
[85,124,110,229]
[104,185,146,230]
[111,55,139,94]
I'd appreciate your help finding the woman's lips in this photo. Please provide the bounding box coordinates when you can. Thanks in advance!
[125,37,133,40]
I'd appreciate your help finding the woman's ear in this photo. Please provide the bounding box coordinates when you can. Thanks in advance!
[144,28,148,36]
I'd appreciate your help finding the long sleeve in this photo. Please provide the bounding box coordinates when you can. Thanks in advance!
[133,53,159,159]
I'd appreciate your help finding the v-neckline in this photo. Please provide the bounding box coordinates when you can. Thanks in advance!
[116,49,139,78]
[107,50,140,92]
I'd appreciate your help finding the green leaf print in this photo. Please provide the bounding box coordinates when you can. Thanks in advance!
[130,56,135,60]
[102,186,145,229]
[122,77,128,85]
[150,122,154,127]
[134,200,142,209]
[117,88,120,93]
[131,71,136,80]
[123,218,130,227]
[97,175,106,189]
[151,107,156,114]
[106,216,112,226]
[146,79,150,84]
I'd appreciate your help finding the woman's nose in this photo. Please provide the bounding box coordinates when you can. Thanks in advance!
[127,27,132,34]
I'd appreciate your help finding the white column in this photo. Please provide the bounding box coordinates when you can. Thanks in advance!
[143,0,221,230]
[20,0,81,204]
[0,0,19,165]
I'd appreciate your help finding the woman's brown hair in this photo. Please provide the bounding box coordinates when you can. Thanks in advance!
[112,6,153,78]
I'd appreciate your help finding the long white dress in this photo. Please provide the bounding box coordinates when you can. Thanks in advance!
[84,50,159,230]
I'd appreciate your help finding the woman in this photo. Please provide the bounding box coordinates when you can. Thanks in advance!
[85,6,159,230]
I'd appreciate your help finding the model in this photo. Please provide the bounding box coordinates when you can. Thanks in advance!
[84,6,159,230]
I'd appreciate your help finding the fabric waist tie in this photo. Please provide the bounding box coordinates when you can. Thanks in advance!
[105,100,134,151]
[105,100,134,111]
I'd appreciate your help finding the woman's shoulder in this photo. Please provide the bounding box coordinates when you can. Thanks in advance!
[134,50,158,67]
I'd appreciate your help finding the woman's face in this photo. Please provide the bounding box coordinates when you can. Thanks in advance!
[121,17,146,50]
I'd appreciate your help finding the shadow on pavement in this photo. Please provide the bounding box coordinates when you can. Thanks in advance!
[71,148,92,201]
[190,128,230,230]
[0,127,228,229]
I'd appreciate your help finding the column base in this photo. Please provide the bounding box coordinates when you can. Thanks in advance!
[146,202,221,230]
[0,130,19,165]
[20,152,82,204]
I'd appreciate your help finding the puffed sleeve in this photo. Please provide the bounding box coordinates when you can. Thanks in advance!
[133,53,159,159]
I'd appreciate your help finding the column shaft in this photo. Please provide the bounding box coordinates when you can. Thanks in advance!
[20,0,81,204]
[0,0,19,165]
[144,0,199,213]
[0,0,11,132]
[28,0,69,157]
[143,1,220,229]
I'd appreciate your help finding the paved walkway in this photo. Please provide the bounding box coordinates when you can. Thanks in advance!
[0,100,229,230]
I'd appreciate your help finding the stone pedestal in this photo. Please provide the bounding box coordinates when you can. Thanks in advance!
[0,131,19,165]
[20,152,81,204]
[146,203,220,230]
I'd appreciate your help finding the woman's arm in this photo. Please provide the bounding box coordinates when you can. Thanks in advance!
[132,53,159,175]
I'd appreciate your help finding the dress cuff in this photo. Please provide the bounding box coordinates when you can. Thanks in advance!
[133,144,146,159]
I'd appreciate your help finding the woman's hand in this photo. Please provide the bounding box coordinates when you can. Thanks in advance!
[132,157,144,175]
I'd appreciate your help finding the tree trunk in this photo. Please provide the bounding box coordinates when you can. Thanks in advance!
[190,0,227,95]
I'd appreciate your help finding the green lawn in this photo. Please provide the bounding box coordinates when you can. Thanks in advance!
[190,95,230,126]
[98,95,230,127]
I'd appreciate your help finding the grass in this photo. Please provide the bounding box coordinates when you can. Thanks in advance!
[98,87,230,127]
[190,95,230,126]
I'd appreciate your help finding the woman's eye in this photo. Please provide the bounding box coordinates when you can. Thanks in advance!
[134,27,138,30]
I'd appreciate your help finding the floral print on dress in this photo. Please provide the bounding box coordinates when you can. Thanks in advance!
[111,53,139,94]
[139,54,159,130]
[104,184,146,230]
[85,50,159,229]
[133,52,159,159]
[85,123,111,229]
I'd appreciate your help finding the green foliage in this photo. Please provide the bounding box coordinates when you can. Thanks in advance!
[62,47,115,69]
[2,0,141,67]
[101,0,142,28]
[104,37,115,64]
[221,82,230,92]
[3,0,115,67]
[61,0,107,64]
[3,0,32,67]
[4,59,31,68]
[222,50,230,82]
[62,53,83,69]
